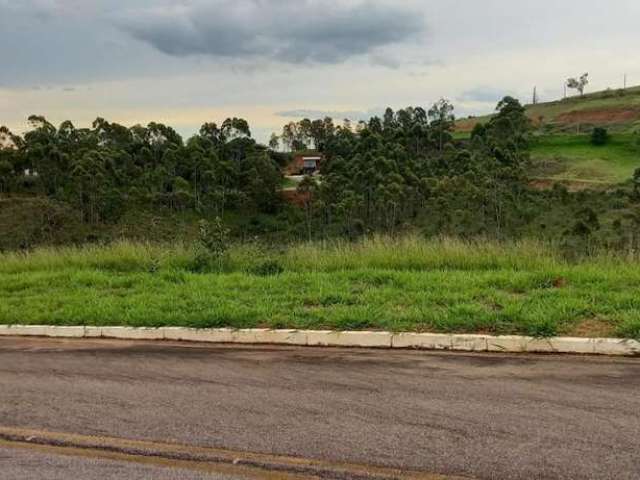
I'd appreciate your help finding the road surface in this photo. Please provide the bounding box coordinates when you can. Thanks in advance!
[0,337,638,479]
[0,446,238,480]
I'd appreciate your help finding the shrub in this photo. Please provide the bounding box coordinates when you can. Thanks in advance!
[191,218,229,272]
[634,132,640,153]
[591,127,609,146]
[470,123,486,140]
[250,260,285,276]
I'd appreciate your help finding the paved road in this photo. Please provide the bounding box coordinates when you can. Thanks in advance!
[0,446,237,480]
[0,338,638,480]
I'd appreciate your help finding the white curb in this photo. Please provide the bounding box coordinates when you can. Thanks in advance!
[100,327,165,341]
[0,325,638,356]
[0,325,86,338]
[306,330,392,348]
[392,333,453,350]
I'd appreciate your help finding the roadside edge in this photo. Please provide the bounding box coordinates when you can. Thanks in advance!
[0,326,638,356]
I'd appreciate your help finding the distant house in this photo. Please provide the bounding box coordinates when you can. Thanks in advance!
[285,152,324,176]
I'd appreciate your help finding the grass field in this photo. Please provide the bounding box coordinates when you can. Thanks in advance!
[530,134,640,184]
[1,237,639,339]
[454,86,640,185]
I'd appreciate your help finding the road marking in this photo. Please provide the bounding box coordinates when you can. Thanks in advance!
[0,427,468,480]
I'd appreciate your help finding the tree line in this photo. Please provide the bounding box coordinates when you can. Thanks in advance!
[2,97,640,252]
[283,97,534,239]
[0,116,281,224]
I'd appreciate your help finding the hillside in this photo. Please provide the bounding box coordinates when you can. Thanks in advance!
[457,85,640,134]
[529,134,639,187]
[457,86,640,187]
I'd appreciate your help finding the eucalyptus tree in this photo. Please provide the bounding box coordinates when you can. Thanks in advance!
[428,99,455,152]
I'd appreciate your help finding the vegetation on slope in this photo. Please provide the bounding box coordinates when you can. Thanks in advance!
[2,96,640,254]
[454,87,640,186]
[1,237,639,339]
[530,134,640,184]
[458,85,640,134]
[2,97,640,338]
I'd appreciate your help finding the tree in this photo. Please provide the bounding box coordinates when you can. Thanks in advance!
[0,159,12,193]
[0,126,20,149]
[297,175,318,240]
[199,123,223,146]
[268,133,280,151]
[632,168,640,201]
[310,119,328,150]
[281,122,304,152]
[71,151,111,223]
[23,115,68,196]
[428,99,455,152]
[485,96,531,166]
[220,118,251,142]
[0,126,20,193]
[591,127,609,146]
[193,218,230,272]
[470,123,487,140]
[567,73,589,97]
[383,108,396,132]
[623,206,640,253]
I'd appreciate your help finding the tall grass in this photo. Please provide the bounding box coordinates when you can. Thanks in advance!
[1,235,638,275]
[282,236,564,272]
[0,242,193,274]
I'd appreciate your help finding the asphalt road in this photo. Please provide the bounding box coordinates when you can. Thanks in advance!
[0,446,237,480]
[0,337,638,480]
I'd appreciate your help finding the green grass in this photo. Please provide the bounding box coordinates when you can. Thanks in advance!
[281,177,299,189]
[530,134,640,184]
[1,237,639,339]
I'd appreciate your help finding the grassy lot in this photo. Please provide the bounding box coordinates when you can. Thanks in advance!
[1,237,639,339]
[530,134,640,184]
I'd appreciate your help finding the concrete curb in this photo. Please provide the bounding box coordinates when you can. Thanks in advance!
[0,325,638,356]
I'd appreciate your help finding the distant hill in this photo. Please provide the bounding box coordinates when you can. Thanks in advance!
[457,85,640,134]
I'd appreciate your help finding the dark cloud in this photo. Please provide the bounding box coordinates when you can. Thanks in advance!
[116,1,425,64]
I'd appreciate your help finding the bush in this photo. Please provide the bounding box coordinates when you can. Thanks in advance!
[250,260,285,276]
[634,133,640,153]
[591,127,609,146]
[191,218,229,272]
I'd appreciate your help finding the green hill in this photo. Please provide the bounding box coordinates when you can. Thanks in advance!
[529,133,639,187]
[457,86,640,186]
[458,85,640,134]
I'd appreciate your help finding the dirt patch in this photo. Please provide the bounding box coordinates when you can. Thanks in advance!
[455,118,480,133]
[528,158,568,178]
[280,189,311,207]
[552,277,567,289]
[569,319,616,338]
[529,178,611,192]
[529,179,556,190]
[556,107,640,125]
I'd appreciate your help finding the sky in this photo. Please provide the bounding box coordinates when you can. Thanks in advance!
[1,0,639,142]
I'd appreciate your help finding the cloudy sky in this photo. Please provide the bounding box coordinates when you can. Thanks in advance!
[1,0,639,141]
